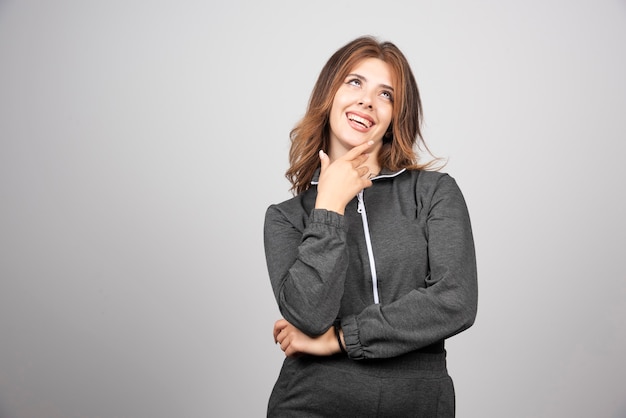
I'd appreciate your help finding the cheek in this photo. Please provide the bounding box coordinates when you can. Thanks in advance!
[333,92,353,109]
[328,108,343,135]
[330,94,346,118]
[380,107,393,128]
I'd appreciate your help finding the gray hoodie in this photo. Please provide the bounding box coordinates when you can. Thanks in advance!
[264,168,478,360]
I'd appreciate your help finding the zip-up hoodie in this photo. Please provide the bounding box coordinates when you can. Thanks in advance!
[264,168,477,360]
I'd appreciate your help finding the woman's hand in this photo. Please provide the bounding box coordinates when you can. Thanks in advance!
[273,318,340,357]
[315,140,375,215]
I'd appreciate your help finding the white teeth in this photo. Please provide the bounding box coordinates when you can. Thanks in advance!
[348,113,373,128]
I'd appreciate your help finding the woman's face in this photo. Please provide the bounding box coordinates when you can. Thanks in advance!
[328,57,394,156]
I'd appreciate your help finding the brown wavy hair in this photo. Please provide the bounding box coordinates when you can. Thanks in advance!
[285,35,442,195]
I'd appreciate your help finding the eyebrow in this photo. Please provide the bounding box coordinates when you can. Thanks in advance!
[347,73,394,92]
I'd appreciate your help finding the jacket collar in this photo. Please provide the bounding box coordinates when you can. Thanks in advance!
[311,167,406,185]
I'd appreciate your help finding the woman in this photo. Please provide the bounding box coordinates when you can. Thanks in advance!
[264,35,478,417]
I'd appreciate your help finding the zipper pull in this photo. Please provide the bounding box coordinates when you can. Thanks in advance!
[356,190,364,213]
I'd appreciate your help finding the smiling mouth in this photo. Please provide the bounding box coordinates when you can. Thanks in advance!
[347,113,374,128]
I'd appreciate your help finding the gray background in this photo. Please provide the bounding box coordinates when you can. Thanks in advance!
[1,0,625,417]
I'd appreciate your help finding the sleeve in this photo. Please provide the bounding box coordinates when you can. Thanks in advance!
[341,174,478,360]
[264,206,349,336]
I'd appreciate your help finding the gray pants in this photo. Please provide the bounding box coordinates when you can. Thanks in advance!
[267,351,455,417]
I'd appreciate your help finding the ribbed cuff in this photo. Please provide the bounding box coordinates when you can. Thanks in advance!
[309,208,345,229]
[340,315,365,360]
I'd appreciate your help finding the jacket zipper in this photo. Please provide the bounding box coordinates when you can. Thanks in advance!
[356,190,380,304]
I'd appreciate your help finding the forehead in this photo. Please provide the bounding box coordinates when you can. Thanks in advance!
[348,58,394,86]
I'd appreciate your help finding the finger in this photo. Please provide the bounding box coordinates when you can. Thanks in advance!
[283,337,297,357]
[274,318,288,331]
[276,325,290,344]
[319,150,329,172]
[276,329,286,348]
[273,323,281,342]
[275,328,287,345]
[344,140,374,160]
[356,166,369,177]
[279,333,292,353]
[284,345,295,357]
[273,319,287,342]
[350,153,370,169]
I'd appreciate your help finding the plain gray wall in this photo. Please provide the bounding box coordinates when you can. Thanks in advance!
[1,0,625,417]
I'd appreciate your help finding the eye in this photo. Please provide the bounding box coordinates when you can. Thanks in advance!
[380,90,393,102]
[346,78,361,87]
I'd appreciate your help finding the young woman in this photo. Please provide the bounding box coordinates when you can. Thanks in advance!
[264,35,478,417]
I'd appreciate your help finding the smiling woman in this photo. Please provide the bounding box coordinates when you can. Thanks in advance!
[328,58,394,164]
[263,35,478,417]
[284,36,440,197]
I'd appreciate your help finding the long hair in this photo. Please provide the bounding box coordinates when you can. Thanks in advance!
[286,35,442,195]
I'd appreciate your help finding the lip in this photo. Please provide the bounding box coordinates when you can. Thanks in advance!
[346,111,375,130]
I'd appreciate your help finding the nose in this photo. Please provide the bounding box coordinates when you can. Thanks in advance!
[358,92,374,109]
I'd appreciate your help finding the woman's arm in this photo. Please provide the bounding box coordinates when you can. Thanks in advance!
[264,142,375,336]
[264,206,348,336]
[341,174,478,359]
